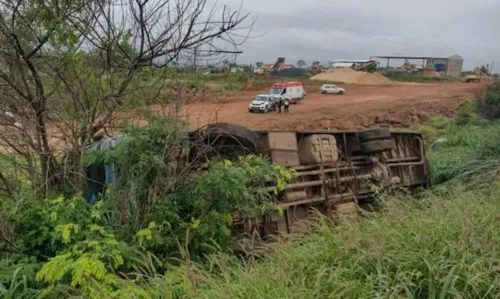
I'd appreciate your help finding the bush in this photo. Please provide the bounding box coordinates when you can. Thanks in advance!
[474,81,500,120]
[86,117,293,260]
[1,195,138,298]
[1,117,294,297]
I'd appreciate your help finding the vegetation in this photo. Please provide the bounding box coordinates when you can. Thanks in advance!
[129,83,500,298]
[1,83,500,298]
[475,80,500,120]
[384,72,459,83]
[0,117,294,298]
[412,116,499,186]
[158,181,500,298]
[0,0,252,196]
[455,100,476,125]
[1,0,500,296]
[409,82,500,186]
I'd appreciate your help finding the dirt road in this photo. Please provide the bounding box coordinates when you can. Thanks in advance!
[0,81,483,154]
[181,82,482,130]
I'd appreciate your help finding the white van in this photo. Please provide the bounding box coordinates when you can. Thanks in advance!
[268,81,306,104]
[248,95,277,113]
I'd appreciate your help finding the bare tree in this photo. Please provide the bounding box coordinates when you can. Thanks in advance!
[0,0,254,196]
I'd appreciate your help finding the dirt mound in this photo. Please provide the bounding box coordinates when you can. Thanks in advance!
[311,68,392,85]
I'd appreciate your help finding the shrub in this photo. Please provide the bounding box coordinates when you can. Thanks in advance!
[86,117,294,260]
[1,154,292,298]
[1,195,138,298]
[33,199,136,298]
[474,81,500,120]
[1,117,295,297]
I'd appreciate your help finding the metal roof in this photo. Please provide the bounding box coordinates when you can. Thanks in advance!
[331,62,355,68]
[372,56,449,60]
[330,60,371,63]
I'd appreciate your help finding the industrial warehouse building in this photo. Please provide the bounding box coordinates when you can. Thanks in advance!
[372,54,464,78]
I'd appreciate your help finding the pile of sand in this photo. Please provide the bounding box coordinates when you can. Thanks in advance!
[311,68,392,85]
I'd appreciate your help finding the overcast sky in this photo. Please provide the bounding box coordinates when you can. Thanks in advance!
[213,0,500,71]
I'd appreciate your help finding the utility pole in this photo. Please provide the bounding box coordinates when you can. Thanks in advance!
[491,61,495,74]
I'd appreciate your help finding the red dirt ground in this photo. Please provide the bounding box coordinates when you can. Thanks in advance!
[0,81,484,154]
[179,82,482,131]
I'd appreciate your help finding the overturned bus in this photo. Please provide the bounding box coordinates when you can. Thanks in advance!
[85,123,430,237]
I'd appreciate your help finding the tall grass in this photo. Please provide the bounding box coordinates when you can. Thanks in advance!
[414,116,500,186]
[123,181,500,298]
[0,266,40,299]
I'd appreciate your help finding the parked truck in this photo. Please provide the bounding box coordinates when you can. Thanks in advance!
[86,123,430,237]
[465,67,482,83]
[465,74,481,83]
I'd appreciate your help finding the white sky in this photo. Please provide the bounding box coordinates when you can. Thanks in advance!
[212,0,500,71]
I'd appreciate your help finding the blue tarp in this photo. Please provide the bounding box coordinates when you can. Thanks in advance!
[435,64,446,72]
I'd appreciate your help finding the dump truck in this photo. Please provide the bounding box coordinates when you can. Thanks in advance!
[86,123,430,237]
